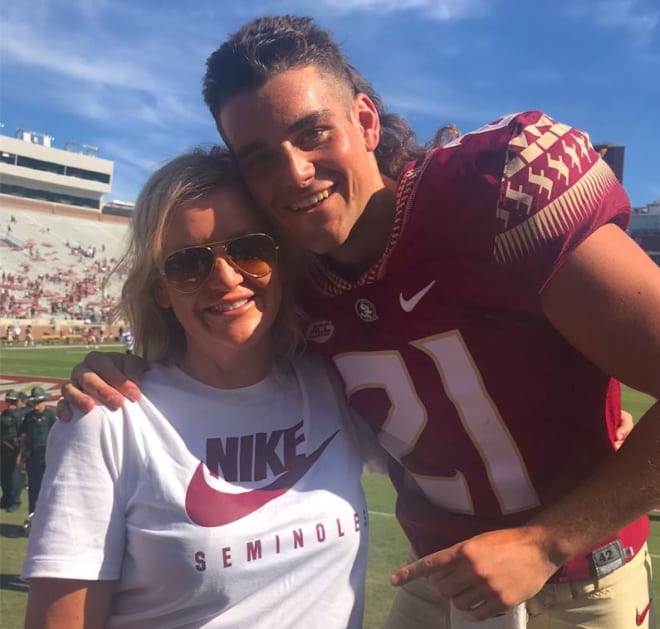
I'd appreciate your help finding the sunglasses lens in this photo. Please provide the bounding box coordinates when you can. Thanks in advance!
[164,247,214,291]
[163,234,278,292]
[227,234,277,277]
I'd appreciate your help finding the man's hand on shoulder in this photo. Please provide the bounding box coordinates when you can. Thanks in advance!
[57,351,148,422]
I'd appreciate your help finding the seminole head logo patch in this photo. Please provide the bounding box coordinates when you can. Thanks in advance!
[306,319,335,344]
[355,298,378,322]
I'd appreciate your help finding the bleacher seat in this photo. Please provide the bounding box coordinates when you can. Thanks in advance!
[1,202,129,324]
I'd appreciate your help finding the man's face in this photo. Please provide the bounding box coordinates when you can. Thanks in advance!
[218,65,384,259]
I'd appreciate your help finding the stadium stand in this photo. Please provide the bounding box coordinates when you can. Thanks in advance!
[1,196,129,343]
[630,202,660,265]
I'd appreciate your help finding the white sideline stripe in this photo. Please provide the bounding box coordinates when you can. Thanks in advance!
[368,510,395,518]
[652,553,660,559]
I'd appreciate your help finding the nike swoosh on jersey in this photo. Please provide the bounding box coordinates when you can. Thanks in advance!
[636,600,652,626]
[399,280,436,312]
[185,430,339,527]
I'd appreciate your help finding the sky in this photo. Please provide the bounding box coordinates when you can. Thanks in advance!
[1,0,658,208]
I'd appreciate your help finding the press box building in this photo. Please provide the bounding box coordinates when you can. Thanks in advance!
[0,129,113,211]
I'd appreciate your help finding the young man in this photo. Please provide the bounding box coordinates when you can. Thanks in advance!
[64,15,658,629]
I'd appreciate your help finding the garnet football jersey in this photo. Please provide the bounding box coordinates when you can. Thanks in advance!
[301,111,648,582]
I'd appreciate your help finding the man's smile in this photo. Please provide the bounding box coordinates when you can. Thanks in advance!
[288,185,335,212]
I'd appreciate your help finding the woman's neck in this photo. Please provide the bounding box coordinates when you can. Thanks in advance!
[178,343,273,389]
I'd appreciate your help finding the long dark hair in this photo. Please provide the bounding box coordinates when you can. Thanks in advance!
[203,15,424,179]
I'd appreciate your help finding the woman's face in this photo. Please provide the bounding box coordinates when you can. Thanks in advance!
[156,185,283,387]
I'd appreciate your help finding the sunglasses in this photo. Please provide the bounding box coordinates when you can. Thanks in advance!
[162,233,279,293]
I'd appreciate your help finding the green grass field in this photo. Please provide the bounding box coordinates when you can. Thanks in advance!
[0,345,658,628]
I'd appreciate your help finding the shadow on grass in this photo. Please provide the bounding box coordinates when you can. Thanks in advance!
[0,573,29,593]
[0,523,26,538]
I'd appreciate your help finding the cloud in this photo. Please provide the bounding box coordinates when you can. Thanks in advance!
[2,37,151,94]
[385,90,493,122]
[594,0,658,33]
[95,138,178,203]
[380,73,494,123]
[101,127,225,203]
[0,14,155,91]
[294,0,487,20]
[517,68,562,84]
[0,5,212,134]
[101,138,163,172]
[567,0,658,39]
[0,0,223,202]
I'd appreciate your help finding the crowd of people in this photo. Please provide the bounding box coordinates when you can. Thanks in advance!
[13,13,660,629]
[0,212,125,321]
[0,263,122,321]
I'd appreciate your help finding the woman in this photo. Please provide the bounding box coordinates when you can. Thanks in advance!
[22,148,370,628]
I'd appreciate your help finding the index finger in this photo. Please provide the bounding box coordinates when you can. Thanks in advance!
[390,548,456,586]
[58,384,94,420]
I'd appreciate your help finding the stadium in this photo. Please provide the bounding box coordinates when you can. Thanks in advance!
[594,142,660,264]
[0,128,130,344]
[1,127,659,627]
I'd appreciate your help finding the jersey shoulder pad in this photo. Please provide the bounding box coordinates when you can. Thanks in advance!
[493,111,623,265]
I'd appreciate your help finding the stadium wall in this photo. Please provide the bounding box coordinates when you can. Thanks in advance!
[0,194,129,224]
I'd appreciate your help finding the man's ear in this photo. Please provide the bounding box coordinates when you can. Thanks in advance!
[354,93,380,152]
[154,280,171,309]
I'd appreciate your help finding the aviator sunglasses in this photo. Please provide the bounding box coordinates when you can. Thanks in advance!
[162,233,279,293]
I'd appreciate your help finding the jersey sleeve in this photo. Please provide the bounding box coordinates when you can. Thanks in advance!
[21,406,127,581]
[491,111,630,293]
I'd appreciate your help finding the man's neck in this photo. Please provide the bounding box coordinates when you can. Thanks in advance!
[322,177,398,281]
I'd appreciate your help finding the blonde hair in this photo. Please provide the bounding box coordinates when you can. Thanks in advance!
[112,146,305,364]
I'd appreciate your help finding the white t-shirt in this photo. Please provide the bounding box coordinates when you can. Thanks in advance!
[23,355,369,628]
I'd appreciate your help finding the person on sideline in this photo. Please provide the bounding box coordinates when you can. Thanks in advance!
[60,15,658,629]
[122,325,135,354]
[19,386,56,518]
[23,148,370,629]
[1,390,24,512]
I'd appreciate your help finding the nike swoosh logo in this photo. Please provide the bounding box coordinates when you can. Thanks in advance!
[185,430,339,527]
[399,280,436,312]
[636,600,653,626]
